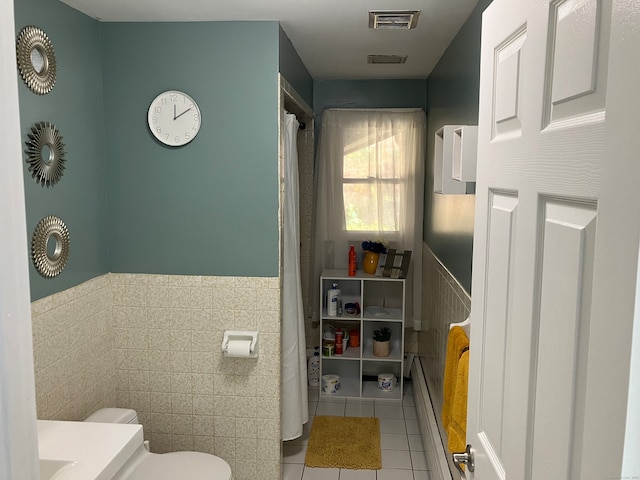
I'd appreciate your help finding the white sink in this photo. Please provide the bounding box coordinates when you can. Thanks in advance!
[40,459,76,480]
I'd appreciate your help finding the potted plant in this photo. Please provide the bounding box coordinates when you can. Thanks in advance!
[361,239,388,274]
[373,326,392,357]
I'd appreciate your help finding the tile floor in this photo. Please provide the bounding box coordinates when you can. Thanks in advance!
[283,383,433,480]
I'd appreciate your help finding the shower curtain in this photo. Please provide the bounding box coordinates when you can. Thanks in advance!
[281,112,309,441]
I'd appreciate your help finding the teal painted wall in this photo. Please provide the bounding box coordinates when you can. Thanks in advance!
[423,0,493,293]
[102,22,281,277]
[14,0,109,301]
[279,27,313,107]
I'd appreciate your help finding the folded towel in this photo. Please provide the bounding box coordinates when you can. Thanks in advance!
[448,348,469,454]
[442,326,470,430]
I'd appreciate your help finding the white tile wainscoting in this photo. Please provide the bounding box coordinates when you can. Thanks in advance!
[31,273,282,480]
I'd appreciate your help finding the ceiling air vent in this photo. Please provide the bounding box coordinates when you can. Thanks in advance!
[367,55,408,64]
[369,10,421,30]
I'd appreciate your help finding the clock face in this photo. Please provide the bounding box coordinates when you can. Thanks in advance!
[148,90,201,147]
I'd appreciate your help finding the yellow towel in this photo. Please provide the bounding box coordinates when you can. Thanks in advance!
[442,326,469,430]
[448,349,469,454]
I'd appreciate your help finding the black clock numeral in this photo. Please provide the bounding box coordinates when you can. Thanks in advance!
[155,106,162,114]
[170,94,177,101]
[193,114,199,121]
[152,116,157,124]
[165,134,169,140]
[185,132,190,140]
[175,135,180,142]
[156,126,161,133]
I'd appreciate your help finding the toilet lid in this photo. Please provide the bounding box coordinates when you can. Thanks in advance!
[128,452,232,480]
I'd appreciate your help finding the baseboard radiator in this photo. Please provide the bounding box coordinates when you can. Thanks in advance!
[411,357,453,480]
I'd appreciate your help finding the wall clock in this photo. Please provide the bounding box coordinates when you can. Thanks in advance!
[147,90,201,147]
[16,25,57,95]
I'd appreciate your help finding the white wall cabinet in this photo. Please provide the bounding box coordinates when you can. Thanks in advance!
[434,124,477,194]
[319,270,405,400]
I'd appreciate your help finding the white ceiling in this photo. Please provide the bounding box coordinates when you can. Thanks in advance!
[59,0,479,80]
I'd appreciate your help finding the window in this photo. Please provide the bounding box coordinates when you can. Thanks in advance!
[343,135,401,232]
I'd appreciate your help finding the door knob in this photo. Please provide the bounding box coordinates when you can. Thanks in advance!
[452,444,475,475]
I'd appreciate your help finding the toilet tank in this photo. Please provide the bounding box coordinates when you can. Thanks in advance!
[84,408,139,425]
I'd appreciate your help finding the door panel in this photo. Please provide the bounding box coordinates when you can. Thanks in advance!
[479,192,518,460]
[531,199,597,479]
[544,0,609,128]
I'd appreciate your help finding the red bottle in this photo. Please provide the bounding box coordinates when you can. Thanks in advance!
[335,329,344,355]
[348,245,357,276]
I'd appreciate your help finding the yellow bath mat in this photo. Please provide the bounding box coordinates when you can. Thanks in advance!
[305,416,382,470]
[442,326,470,430]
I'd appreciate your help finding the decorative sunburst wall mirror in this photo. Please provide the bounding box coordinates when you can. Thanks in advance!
[16,25,57,95]
[25,122,66,187]
[31,216,70,278]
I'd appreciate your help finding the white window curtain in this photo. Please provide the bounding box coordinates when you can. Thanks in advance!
[311,109,426,330]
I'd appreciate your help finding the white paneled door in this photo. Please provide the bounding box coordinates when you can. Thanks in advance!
[466,0,640,479]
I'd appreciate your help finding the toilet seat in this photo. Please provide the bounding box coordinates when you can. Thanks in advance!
[116,447,232,480]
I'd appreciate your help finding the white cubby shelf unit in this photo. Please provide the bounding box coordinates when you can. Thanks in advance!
[319,270,406,400]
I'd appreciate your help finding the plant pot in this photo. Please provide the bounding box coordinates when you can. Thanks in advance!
[373,339,390,357]
[363,251,380,274]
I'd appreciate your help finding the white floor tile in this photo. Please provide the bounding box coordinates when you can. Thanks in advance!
[402,394,415,406]
[375,404,405,419]
[346,397,375,405]
[302,467,340,480]
[377,469,414,480]
[408,434,424,452]
[381,449,412,469]
[405,419,421,435]
[283,444,308,464]
[410,450,428,471]
[338,469,376,480]
[283,463,305,480]
[345,403,374,417]
[403,406,418,420]
[380,433,409,451]
[412,471,433,480]
[318,395,347,404]
[316,402,346,416]
[379,417,407,435]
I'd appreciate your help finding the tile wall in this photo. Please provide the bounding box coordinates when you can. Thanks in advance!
[418,243,471,423]
[31,275,116,421]
[31,273,282,480]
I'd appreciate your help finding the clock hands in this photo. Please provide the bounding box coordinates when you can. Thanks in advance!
[173,104,176,120]
[174,107,192,120]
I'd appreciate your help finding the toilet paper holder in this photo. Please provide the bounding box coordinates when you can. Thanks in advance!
[221,330,259,358]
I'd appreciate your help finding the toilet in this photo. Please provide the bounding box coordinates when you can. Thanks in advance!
[84,408,232,480]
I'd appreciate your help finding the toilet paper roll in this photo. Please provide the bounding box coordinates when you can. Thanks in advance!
[321,374,340,394]
[225,339,252,357]
[378,373,396,392]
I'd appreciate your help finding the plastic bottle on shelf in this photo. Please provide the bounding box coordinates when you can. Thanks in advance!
[348,245,357,276]
[327,283,341,317]
[307,347,320,386]
[335,329,344,355]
